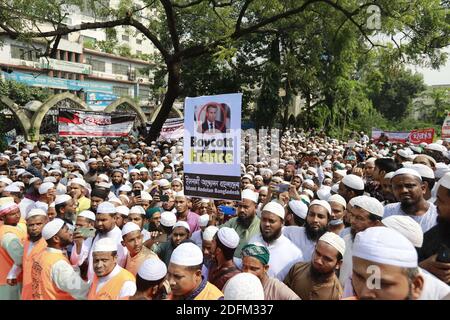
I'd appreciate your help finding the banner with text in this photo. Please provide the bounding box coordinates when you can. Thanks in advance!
[147,118,184,141]
[183,93,242,201]
[372,128,435,144]
[58,108,135,137]
[442,113,450,140]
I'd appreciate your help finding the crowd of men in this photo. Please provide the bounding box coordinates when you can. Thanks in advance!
[0,128,449,300]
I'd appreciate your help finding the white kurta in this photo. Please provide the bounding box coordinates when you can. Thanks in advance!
[249,234,304,281]
[70,226,127,281]
[282,226,316,262]
[383,202,438,233]
[95,264,136,298]
[339,233,353,286]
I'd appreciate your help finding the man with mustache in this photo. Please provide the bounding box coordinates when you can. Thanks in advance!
[283,200,331,262]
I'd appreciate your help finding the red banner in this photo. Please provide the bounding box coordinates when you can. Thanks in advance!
[408,128,435,144]
[372,128,434,144]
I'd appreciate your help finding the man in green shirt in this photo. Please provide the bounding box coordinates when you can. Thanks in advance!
[221,189,260,257]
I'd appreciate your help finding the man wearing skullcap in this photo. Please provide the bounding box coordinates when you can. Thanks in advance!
[121,222,158,276]
[129,259,170,300]
[168,242,223,300]
[54,194,77,228]
[128,206,151,242]
[201,226,219,278]
[384,168,438,233]
[339,195,384,285]
[89,186,109,213]
[328,194,347,235]
[83,158,99,188]
[224,273,265,300]
[110,170,125,197]
[419,172,450,284]
[174,192,200,233]
[351,227,424,300]
[284,200,308,227]
[207,228,241,290]
[249,201,303,281]
[33,219,89,300]
[87,238,136,300]
[68,178,91,215]
[152,221,190,266]
[0,201,26,299]
[284,232,345,300]
[191,214,211,248]
[35,182,56,211]
[221,189,260,257]
[371,158,398,202]
[18,209,48,300]
[24,177,42,202]
[338,174,365,203]
[241,244,300,300]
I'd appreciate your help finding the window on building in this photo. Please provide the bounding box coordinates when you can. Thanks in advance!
[139,86,150,100]
[10,45,39,61]
[122,35,129,41]
[136,67,148,77]
[87,58,106,72]
[112,63,128,75]
[59,50,65,60]
[113,86,129,97]
[83,36,97,47]
[136,39,142,45]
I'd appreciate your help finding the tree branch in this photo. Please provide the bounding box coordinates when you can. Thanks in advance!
[129,18,170,61]
[160,0,181,53]
[172,0,205,9]
[235,0,254,33]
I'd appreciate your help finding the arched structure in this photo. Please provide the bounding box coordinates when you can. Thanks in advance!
[104,97,147,125]
[0,96,32,140]
[31,92,90,141]
[150,104,183,122]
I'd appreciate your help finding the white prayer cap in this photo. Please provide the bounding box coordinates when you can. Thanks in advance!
[342,174,364,191]
[129,169,140,174]
[350,195,384,217]
[353,226,418,268]
[392,168,422,181]
[26,208,47,220]
[411,164,434,180]
[138,258,167,281]
[303,189,314,199]
[140,191,153,201]
[173,191,185,198]
[426,143,446,153]
[129,206,146,215]
[199,214,210,227]
[11,181,24,189]
[328,194,347,208]
[203,226,219,241]
[35,202,48,212]
[241,189,258,203]
[303,179,315,187]
[48,169,62,175]
[319,232,346,257]
[217,227,240,249]
[116,205,130,216]
[43,177,57,184]
[4,184,21,193]
[30,177,42,185]
[382,216,423,248]
[309,199,331,215]
[118,185,132,192]
[98,174,109,182]
[170,242,203,266]
[69,178,86,188]
[139,167,149,173]
[0,154,10,161]
[86,158,98,165]
[288,200,308,219]
[78,210,96,221]
[331,183,340,194]
[159,179,170,187]
[335,170,347,177]
[161,211,177,227]
[262,201,285,220]
[224,273,264,300]
[172,221,190,232]
[317,186,331,201]
[122,222,141,237]
[109,197,122,205]
[38,182,54,195]
[384,171,395,179]
[438,172,450,190]
[42,218,65,240]
[96,202,116,214]
[55,194,72,206]
[93,237,118,252]
[133,180,146,189]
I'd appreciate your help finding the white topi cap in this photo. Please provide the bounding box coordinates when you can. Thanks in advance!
[170,242,203,266]
[261,201,285,220]
[217,227,240,249]
[137,258,167,281]
[318,232,346,257]
[78,210,96,222]
[202,226,219,241]
[121,222,141,237]
[93,237,118,252]
[42,218,65,240]
[223,273,264,300]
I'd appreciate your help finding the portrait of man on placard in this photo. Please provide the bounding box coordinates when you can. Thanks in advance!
[196,102,230,134]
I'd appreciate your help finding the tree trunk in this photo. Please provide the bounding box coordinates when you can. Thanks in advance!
[145,59,181,144]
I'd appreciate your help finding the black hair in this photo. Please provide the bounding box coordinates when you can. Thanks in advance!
[344,185,364,197]
[337,252,343,261]
[135,274,165,292]
[368,213,383,222]
[214,234,236,261]
[55,202,67,215]
[375,158,397,174]
[293,214,306,227]
[422,177,436,191]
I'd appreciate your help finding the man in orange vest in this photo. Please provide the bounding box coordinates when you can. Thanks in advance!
[0,201,26,300]
[88,238,136,300]
[32,218,89,300]
[167,242,223,300]
[7,208,48,300]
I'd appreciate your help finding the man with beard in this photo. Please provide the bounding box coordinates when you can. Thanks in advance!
[68,178,91,214]
[110,169,125,197]
[49,169,66,195]
[71,202,126,281]
[83,158,99,188]
[284,164,296,183]
[151,221,190,266]
[339,195,384,285]
[249,201,303,281]
[284,232,345,300]
[284,199,308,227]
[384,168,438,233]
[129,169,141,184]
[370,158,398,202]
[207,227,241,290]
[54,194,77,228]
[380,171,396,204]
[121,222,158,276]
[351,227,424,300]
[221,189,260,257]
[24,177,42,202]
[283,200,331,261]
[89,186,109,213]
[254,175,264,190]
[33,219,90,300]
[261,169,273,186]
[0,202,27,300]
[419,173,450,284]
[145,207,162,232]
[338,174,365,203]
